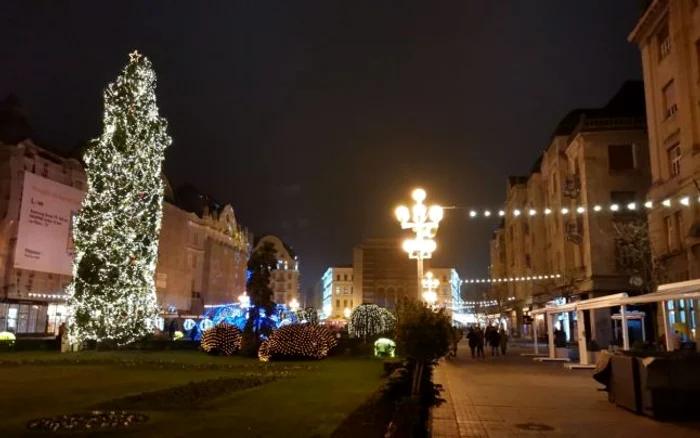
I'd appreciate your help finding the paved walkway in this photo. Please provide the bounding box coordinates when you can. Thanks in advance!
[432,343,700,438]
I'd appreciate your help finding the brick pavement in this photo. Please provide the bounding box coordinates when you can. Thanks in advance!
[431,343,700,438]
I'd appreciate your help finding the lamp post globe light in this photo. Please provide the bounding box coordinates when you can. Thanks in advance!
[238,291,250,309]
[422,271,439,307]
[396,188,444,299]
[289,297,300,312]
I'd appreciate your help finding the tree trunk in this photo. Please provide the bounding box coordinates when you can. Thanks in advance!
[411,361,424,397]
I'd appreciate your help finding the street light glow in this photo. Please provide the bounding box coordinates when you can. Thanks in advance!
[412,188,427,202]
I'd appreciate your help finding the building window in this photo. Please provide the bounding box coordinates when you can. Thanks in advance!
[343,274,348,281]
[668,144,681,177]
[608,144,635,171]
[662,80,677,119]
[523,222,529,235]
[659,25,671,59]
[664,212,683,252]
[343,299,347,307]
[336,274,340,281]
[550,172,557,195]
[525,254,531,269]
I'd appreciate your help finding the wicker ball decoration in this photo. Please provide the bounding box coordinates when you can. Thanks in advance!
[200,322,243,356]
[258,323,337,361]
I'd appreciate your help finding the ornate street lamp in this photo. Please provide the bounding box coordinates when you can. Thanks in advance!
[422,271,439,307]
[396,188,443,299]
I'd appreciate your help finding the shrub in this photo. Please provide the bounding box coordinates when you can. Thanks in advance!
[200,323,243,356]
[258,323,337,361]
[382,358,405,377]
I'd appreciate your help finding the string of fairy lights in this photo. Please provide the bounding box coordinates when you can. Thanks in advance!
[460,274,562,284]
[452,193,699,219]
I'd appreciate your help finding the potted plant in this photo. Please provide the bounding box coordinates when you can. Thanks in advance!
[554,330,568,358]
[587,340,601,365]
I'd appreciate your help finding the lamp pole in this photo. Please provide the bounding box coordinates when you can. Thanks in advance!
[422,271,439,308]
[396,188,443,300]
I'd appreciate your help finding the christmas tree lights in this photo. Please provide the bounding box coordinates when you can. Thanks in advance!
[200,323,243,356]
[348,304,395,339]
[67,50,171,345]
[258,324,337,362]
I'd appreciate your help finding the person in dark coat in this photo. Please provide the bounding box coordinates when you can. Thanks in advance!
[475,327,485,359]
[466,327,478,358]
[488,326,501,356]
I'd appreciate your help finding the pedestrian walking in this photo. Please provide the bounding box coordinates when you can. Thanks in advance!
[476,327,485,359]
[499,328,509,356]
[467,327,477,358]
[488,326,500,356]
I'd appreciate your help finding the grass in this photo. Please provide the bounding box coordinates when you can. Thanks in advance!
[0,350,384,437]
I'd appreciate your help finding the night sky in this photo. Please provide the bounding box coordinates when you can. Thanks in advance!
[1,1,643,292]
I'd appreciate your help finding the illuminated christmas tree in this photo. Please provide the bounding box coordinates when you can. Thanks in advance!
[67,51,171,345]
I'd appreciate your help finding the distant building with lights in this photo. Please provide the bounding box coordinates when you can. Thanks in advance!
[320,266,358,320]
[0,96,252,335]
[253,235,300,306]
[353,237,418,309]
[317,238,461,320]
[428,268,461,314]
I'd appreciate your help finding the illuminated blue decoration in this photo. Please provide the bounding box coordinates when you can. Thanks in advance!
[246,269,253,283]
[199,319,214,332]
[183,319,196,331]
[201,303,288,337]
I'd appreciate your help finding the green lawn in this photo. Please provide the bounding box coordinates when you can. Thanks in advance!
[0,351,384,437]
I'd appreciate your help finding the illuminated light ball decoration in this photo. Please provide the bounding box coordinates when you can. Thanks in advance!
[0,332,16,344]
[183,319,196,331]
[258,324,338,362]
[199,319,214,332]
[200,323,243,356]
[374,338,396,358]
[348,304,395,339]
[173,331,184,341]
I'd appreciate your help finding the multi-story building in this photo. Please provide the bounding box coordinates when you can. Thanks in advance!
[253,235,300,306]
[353,237,418,309]
[490,82,650,344]
[429,267,461,314]
[629,0,700,335]
[320,266,358,319]
[0,99,252,335]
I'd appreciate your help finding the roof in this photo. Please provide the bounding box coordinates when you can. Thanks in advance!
[175,184,225,217]
[549,80,646,141]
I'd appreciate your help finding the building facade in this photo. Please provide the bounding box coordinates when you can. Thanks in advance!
[629,0,700,337]
[489,82,651,344]
[353,237,418,309]
[253,235,300,306]
[320,266,358,320]
[0,137,252,335]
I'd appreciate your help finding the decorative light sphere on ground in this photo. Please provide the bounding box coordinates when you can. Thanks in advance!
[374,338,396,358]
